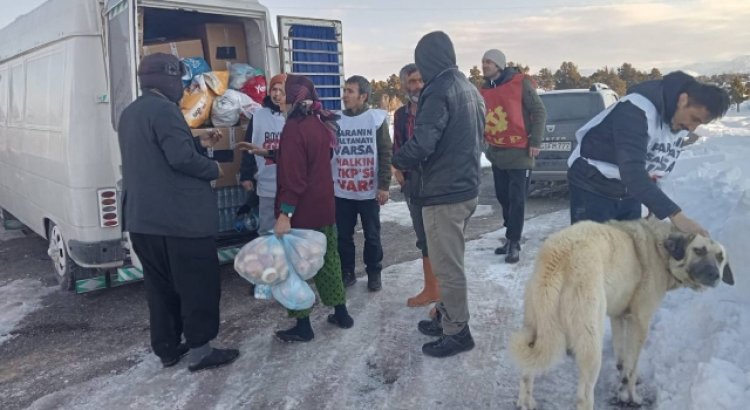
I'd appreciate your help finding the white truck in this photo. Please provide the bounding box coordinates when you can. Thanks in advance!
[0,0,344,292]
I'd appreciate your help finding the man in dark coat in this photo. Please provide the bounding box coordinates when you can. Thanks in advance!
[392,31,485,358]
[118,53,239,371]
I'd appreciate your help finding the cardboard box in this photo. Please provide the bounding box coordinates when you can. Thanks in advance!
[143,38,204,59]
[191,126,247,188]
[199,23,248,71]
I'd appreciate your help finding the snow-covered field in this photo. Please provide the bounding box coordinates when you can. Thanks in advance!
[2,107,748,409]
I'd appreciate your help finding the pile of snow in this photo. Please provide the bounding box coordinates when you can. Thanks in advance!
[0,279,55,345]
[652,110,750,409]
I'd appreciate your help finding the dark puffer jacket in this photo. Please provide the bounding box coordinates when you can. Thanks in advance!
[392,31,485,206]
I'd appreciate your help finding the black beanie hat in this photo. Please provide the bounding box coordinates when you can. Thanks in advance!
[138,53,184,103]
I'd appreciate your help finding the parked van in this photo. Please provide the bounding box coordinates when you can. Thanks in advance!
[0,0,344,292]
[533,84,619,182]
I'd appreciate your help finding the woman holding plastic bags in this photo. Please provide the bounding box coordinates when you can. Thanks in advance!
[239,74,353,343]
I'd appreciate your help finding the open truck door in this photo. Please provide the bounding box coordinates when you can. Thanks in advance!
[277,16,344,111]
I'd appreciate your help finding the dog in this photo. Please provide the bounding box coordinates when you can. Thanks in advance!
[509,218,734,410]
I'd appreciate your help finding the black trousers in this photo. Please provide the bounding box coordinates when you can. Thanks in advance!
[492,167,531,242]
[335,196,383,275]
[568,183,642,224]
[130,233,220,359]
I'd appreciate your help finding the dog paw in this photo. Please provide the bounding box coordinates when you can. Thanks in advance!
[516,398,537,410]
[609,396,644,408]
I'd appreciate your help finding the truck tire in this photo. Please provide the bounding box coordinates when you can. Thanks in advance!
[47,222,84,291]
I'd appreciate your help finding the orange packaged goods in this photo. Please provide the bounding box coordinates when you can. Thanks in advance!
[142,38,204,59]
[181,75,214,128]
[191,126,247,188]
[199,23,248,71]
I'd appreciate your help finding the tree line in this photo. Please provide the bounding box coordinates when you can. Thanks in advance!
[370,61,749,112]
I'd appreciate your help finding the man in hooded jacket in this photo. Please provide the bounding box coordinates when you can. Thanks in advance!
[118,53,239,372]
[567,71,730,235]
[392,31,485,358]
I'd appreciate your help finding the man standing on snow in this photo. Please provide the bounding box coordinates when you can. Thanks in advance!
[480,49,546,264]
[393,64,439,308]
[334,75,392,292]
[393,31,485,358]
[567,71,730,236]
[118,53,239,372]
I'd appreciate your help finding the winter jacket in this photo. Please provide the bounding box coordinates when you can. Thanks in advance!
[391,31,485,206]
[482,67,546,170]
[567,71,696,219]
[342,105,393,191]
[118,90,219,237]
[275,113,336,229]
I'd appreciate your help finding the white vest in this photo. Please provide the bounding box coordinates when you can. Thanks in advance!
[333,109,387,200]
[252,108,286,198]
[568,94,688,180]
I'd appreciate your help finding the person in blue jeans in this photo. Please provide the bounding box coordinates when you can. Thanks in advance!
[567,71,730,236]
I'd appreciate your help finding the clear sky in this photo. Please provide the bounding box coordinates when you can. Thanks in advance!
[3,0,748,79]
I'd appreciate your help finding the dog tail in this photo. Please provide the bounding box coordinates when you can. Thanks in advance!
[509,247,567,373]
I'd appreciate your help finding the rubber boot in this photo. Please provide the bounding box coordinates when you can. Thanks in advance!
[407,257,440,307]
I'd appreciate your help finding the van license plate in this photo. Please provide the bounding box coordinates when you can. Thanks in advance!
[540,142,572,151]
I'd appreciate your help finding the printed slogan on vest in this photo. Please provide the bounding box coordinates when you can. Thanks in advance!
[333,110,385,200]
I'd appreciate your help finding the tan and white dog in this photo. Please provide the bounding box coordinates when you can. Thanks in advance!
[510,218,734,410]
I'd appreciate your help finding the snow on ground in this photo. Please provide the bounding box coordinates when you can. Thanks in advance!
[649,109,750,410]
[20,108,750,409]
[0,279,55,345]
[380,201,493,227]
[27,210,575,410]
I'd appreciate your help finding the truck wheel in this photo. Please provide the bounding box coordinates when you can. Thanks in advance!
[47,223,82,291]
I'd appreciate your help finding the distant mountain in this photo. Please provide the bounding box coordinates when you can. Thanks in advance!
[669,55,750,76]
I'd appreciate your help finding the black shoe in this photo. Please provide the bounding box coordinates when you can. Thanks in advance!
[417,310,443,337]
[505,241,521,264]
[327,304,354,329]
[275,318,315,342]
[367,271,382,292]
[422,325,475,358]
[342,272,357,288]
[187,348,240,372]
[494,241,510,255]
[160,343,190,368]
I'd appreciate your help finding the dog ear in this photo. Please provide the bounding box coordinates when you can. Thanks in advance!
[664,233,694,261]
[722,263,735,285]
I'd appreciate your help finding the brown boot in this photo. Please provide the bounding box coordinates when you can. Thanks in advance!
[407,257,440,307]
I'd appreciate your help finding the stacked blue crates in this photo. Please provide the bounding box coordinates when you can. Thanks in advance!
[285,23,343,111]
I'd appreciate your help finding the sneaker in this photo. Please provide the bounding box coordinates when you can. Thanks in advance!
[505,241,521,264]
[160,343,190,368]
[417,310,443,337]
[367,271,382,292]
[422,325,475,358]
[342,272,357,288]
[187,348,240,372]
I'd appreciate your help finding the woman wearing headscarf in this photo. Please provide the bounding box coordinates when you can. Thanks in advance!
[240,75,353,342]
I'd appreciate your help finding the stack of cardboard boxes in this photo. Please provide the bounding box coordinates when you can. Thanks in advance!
[141,22,247,71]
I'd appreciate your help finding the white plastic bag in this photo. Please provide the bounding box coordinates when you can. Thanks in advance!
[211,89,251,127]
[281,229,327,280]
[229,63,258,90]
[271,270,315,310]
[234,235,289,286]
